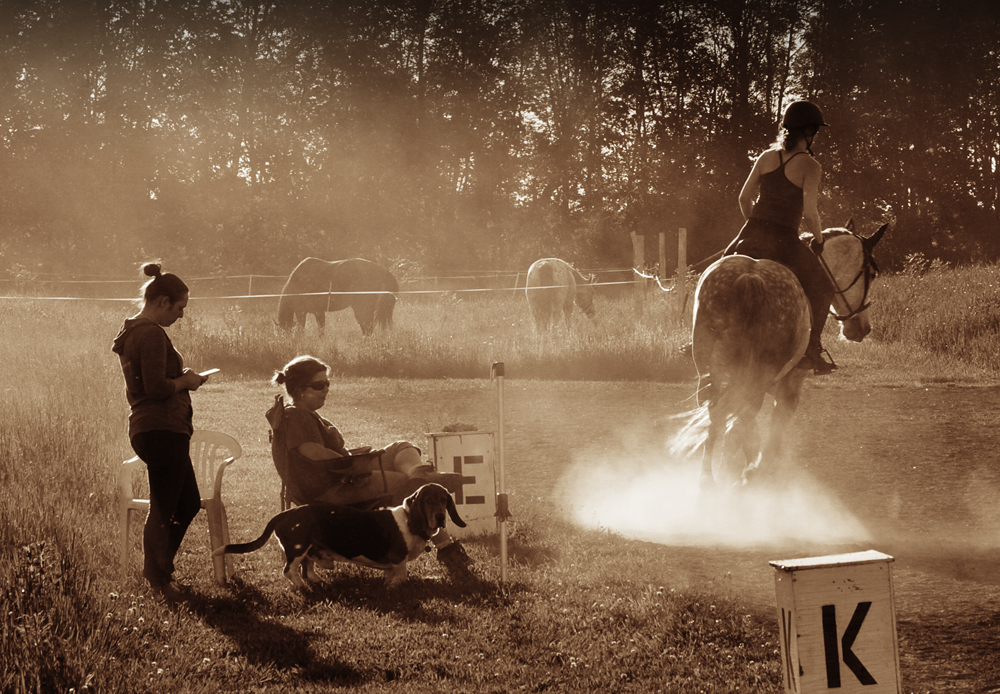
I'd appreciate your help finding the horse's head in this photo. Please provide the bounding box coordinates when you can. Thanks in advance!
[574,273,597,318]
[817,221,888,342]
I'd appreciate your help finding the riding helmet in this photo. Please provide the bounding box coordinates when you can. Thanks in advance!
[782,100,829,130]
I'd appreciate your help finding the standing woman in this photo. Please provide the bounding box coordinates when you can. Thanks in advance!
[112,263,210,601]
[725,100,837,374]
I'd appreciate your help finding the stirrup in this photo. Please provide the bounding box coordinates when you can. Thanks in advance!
[798,347,837,375]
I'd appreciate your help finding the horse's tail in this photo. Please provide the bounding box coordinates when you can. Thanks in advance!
[213,510,292,557]
[526,262,555,313]
[732,272,768,337]
[670,375,764,459]
[668,403,713,457]
[374,291,396,329]
[536,263,554,288]
[671,271,772,456]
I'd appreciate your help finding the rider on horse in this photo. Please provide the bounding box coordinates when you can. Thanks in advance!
[723,100,837,375]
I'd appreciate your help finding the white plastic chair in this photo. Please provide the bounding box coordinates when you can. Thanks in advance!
[119,430,242,585]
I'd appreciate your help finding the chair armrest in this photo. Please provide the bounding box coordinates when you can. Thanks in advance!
[211,456,237,501]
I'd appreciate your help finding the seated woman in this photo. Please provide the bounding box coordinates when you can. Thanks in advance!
[272,355,472,573]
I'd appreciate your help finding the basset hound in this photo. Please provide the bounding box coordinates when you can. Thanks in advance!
[214,483,466,588]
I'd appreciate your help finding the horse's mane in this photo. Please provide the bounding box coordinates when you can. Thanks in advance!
[799,227,852,244]
[568,263,594,284]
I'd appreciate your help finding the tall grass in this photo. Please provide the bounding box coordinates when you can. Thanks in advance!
[2,262,998,691]
[174,289,694,381]
[870,254,1000,371]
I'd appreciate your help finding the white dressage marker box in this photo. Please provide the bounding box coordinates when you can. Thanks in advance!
[770,550,901,694]
[427,431,497,538]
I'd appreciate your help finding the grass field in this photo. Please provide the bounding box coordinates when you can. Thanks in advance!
[2,258,999,693]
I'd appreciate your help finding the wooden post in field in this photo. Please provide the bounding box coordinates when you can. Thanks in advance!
[659,232,666,284]
[677,228,688,321]
[630,231,644,317]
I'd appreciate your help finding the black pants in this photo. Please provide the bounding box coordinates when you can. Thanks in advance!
[130,430,200,586]
[724,218,834,349]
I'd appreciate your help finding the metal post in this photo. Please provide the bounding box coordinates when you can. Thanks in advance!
[492,361,509,582]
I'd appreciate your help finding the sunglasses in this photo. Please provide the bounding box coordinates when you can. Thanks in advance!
[304,381,331,391]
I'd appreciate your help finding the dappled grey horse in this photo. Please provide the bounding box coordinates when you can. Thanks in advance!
[676,221,888,488]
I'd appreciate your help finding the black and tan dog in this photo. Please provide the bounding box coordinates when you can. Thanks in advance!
[214,483,466,588]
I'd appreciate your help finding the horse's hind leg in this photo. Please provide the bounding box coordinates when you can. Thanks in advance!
[733,395,766,486]
[760,371,807,479]
[737,417,763,487]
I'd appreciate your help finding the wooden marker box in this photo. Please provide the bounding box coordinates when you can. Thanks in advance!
[770,550,901,693]
[426,431,497,538]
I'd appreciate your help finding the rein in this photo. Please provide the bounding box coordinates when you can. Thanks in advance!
[815,234,878,322]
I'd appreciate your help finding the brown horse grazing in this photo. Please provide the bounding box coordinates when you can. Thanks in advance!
[525,258,596,332]
[277,258,398,336]
[674,221,888,489]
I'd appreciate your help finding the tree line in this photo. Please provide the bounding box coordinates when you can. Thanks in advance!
[1,0,997,281]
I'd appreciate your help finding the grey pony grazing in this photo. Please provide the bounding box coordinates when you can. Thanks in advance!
[215,483,466,589]
[525,257,596,332]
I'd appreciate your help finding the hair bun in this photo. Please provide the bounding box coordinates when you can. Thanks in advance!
[142,263,163,278]
[273,371,286,385]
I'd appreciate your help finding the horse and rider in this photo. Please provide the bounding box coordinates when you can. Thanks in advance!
[678,100,889,488]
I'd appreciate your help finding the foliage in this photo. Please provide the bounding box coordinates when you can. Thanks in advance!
[871,255,1000,371]
[1,1,998,279]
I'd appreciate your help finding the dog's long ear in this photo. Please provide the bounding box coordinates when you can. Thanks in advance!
[405,491,432,539]
[446,493,467,528]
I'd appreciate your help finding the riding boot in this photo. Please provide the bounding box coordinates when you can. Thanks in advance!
[796,279,836,375]
[797,330,836,375]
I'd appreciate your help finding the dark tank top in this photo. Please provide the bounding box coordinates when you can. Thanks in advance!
[749,151,807,231]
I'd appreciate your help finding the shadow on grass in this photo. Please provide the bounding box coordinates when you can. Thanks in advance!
[183,576,368,685]
[294,564,513,624]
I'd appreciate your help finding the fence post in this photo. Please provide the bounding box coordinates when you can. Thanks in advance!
[630,231,644,318]
[659,232,666,286]
[677,228,688,321]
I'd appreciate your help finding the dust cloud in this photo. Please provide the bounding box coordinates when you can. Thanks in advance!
[554,444,872,549]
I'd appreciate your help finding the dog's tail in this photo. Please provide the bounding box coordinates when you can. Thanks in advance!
[212,510,291,557]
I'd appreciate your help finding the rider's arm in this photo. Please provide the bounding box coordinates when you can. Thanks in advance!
[738,153,767,220]
[802,160,823,241]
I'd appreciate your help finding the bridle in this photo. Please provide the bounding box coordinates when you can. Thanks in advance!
[816,232,880,322]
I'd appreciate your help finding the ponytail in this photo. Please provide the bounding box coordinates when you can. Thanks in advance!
[140,262,188,304]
